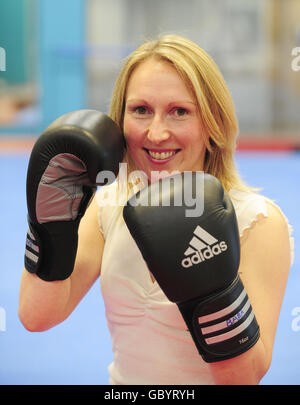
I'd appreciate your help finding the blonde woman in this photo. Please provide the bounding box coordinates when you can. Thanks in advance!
[19,35,293,385]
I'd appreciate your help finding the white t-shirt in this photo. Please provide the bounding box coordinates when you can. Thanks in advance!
[96,182,294,385]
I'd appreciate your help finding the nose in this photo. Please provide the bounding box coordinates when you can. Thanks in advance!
[147,114,171,144]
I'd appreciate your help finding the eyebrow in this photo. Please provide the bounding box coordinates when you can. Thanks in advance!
[126,98,197,106]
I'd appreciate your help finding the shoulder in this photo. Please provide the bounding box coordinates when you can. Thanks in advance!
[229,189,291,236]
[229,188,294,267]
[95,182,125,237]
[242,199,290,245]
[237,196,292,270]
[229,189,268,237]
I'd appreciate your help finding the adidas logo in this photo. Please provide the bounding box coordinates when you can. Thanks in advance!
[181,225,227,268]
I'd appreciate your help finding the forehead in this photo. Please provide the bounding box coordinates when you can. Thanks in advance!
[126,58,194,100]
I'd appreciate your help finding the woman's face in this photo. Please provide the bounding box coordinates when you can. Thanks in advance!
[123,58,206,181]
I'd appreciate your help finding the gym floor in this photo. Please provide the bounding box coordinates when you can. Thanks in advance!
[0,142,299,385]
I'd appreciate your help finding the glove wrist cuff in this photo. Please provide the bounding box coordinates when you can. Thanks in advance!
[24,218,80,281]
[178,276,260,362]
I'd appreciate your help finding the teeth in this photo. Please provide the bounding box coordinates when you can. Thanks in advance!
[148,150,177,160]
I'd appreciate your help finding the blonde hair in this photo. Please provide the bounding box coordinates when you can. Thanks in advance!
[110,34,251,193]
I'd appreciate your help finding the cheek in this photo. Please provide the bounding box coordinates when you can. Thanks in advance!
[177,123,205,150]
[123,116,145,147]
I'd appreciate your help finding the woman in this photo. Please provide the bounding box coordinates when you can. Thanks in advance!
[19,34,294,385]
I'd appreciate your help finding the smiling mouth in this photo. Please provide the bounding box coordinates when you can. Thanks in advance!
[144,148,180,161]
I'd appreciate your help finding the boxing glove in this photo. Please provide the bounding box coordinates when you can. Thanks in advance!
[25,109,125,281]
[123,172,260,362]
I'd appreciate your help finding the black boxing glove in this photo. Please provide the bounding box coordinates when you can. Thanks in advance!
[123,172,260,362]
[25,109,125,281]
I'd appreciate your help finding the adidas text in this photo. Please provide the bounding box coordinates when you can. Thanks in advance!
[181,241,227,268]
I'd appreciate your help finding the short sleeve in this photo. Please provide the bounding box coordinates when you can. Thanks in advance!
[95,182,120,237]
[229,188,294,267]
